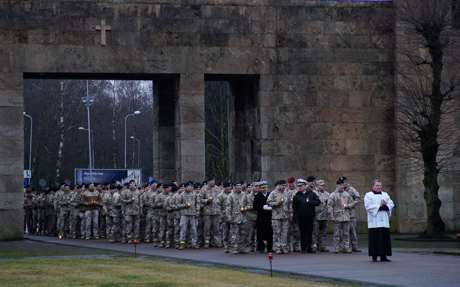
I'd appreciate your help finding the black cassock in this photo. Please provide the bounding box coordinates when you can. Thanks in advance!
[253,191,273,252]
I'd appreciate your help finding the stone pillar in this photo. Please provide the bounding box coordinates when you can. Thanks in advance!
[0,78,24,240]
[153,77,178,183]
[175,73,205,182]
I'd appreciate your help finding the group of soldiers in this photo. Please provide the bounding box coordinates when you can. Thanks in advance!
[23,175,362,254]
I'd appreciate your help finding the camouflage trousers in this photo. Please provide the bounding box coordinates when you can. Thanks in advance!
[333,221,350,250]
[151,214,160,242]
[158,215,173,244]
[123,214,140,240]
[230,223,246,250]
[349,217,358,248]
[45,210,57,236]
[108,215,122,241]
[203,215,220,245]
[180,215,197,245]
[288,220,300,250]
[37,210,44,234]
[99,213,107,237]
[79,212,86,237]
[221,221,231,248]
[244,220,257,248]
[174,217,181,245]
[272,219,290,250]
[313,220,328,248]
[85,209,100,238]
[58,209,70,236]
[196,216,204,245]
[144,210,154,241]
[69,211,80,237]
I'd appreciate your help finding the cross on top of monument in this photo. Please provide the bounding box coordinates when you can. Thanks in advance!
[95,20,111,46]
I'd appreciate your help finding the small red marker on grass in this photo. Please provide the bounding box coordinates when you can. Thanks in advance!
[268,253,273,277]
[133,240,137,258]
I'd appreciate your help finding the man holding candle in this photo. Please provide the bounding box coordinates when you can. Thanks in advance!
[267,180,292,254]
[364,180,394,262]
[225,181,250,254]
[178,182,201,250]
[121,180,141,244]
[200,176,222,248]
[327,179,353,253]
[293,178,320,254]
[81,183,102,240]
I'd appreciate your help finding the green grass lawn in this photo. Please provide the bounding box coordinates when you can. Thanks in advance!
[0,256,334,287]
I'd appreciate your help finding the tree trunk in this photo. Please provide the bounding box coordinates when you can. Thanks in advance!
[112,89,117,169]
[418,30,446,239]
[55,81,66,186]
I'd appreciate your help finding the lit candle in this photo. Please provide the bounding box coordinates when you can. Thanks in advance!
[240,206,244,211]
[187,202,190,206]
[281,198,284,202]
[306,198,309,202]
[209,196,213,200]
[343,203,347,208]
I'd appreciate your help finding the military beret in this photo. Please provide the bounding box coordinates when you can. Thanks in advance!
[340,176,347,181]
[336,179,345,184]
[307,176,316,182]
[223,180,231,187]
[287,177,295,183]
[233,180,241,186]
[278,180,286,185]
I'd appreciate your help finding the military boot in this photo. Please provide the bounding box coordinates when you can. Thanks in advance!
[320,246,329,252]
[193,244,200,249]
[276,249,282,254]
[179,242,185,250]
[352,246,361,252]
[165,241,171,248]
[152,240,157,247]
[293,247,301,252]
[204,240,210,249]
[282,248,290,254]
[159,241,165,248]
[239,248,249,254]
[224,248,230,253]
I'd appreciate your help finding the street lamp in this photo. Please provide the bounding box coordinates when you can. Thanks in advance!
[23,112,32,184]
[124,110,141,168]
[78,127,95,168]
[81,80,95,183]
[130,136,140,169]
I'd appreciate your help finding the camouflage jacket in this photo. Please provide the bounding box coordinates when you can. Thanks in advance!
[67,190,80,215]
[164,192,177,220]
[121,188,141,216]
[178,190,200,216]
[23,196,34,210]
[200,185,221,215]
[154,191,170,217]
[344,184,360,218]
[314,190,330,221]
[225,190,250,224]
[327,189,352,222]
[245,190,257,221]
[53,189,64,211]
[108,191,123,217]
[146,190,160,215]
[267,188,293,220]
[217,189,232,221]
[101,191,111,216]
[81,190,102,211]
[57,191,71,212]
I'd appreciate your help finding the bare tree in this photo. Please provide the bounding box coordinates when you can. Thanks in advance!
[395,0,460,238]
[205,81,229,181]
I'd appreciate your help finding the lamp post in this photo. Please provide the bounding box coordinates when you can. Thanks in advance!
[124,111,141,168]
[78,127,95,168]
[23,112,33,184]
[81,81,95,183]
[130,136,140,169]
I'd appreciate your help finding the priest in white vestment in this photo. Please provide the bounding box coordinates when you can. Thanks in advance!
[364,180,394,262]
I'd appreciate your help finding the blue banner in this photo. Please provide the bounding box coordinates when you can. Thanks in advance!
[74,168,142,185]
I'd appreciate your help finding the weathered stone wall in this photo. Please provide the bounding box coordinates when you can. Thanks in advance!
[0,0,424,240]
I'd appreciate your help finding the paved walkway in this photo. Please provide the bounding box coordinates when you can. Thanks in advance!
[22,234,460,287]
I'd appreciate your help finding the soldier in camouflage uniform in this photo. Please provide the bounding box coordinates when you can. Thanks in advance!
[244,183,257,252]
[155,183,172,247]
[68,185,82,238]
[45,188,57,236]
[313,180,330,252]
[200,176,222,248]
[267,180,292,254]
[341,176,362,252]
[81,183,102,239]
[166,184,182,248]
[107,185,123,242]
[140,184,151,242]
[23,190,34,233]
[218,180,232,253]
[327,179,353,253]
[194,183,204,247]
[177,182,200,249]
[121,180,141,244]
[148,182,161,246]
[225,181,250,254]
[286,177,300,252]
[77,185,86,239]
[39,186,50,235]
[57,184,72,237]
[54,183,65,236]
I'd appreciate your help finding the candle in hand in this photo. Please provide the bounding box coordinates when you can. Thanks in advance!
[306,198,309,202]
[240,206,244,211]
